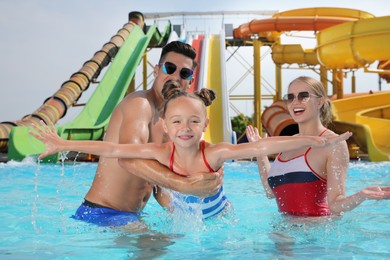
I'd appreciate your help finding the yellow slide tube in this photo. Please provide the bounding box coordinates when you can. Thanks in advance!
[316,16,390,69]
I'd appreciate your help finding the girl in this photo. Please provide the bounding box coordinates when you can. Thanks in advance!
[246,76,390,217]
[30,80,351,219]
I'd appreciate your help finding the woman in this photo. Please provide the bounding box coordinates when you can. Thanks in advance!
[247,76,390,217]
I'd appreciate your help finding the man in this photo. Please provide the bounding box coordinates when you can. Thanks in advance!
[72,41,223,227]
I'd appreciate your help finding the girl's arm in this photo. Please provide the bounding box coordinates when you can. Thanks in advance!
[326,141,390,214]
[246,126,274,199]
[29,120,161,161]
[213,130,352,163]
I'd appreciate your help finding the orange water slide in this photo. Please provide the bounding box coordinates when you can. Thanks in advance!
[233,7,374,40]
[260,101,297,137]
[233,7,376,67]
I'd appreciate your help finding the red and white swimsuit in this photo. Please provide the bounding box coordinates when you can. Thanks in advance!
[268,131,331,216]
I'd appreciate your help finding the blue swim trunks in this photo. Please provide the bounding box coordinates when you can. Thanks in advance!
[71,199,140,227]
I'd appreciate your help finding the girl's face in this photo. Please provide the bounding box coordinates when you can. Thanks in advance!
[286,81,323,124]
[163,96,208,148]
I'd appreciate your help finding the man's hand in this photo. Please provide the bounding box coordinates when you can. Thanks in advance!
[185,166,224,197]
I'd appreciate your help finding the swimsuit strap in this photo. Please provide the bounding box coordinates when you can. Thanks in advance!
[306,128,329,154]
[319,128,328,136]
[201,140,215,172]
[170,141,215,173]
[279,128,330,158]
[169,143,175,171]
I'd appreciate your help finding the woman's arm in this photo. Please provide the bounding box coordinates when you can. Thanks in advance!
[326,141,390,214]
[246,126,274,198]
[29,120,161,161]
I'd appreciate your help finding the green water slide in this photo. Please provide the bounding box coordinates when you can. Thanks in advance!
[8,22,170,162]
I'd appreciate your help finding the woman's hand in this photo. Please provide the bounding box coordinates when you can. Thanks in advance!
[246,125,264,142]
[360,186,390,200]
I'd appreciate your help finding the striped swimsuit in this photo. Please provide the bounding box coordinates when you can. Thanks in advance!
[169,140,228,219]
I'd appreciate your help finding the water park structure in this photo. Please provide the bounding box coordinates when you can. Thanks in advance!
[0,7,389,162]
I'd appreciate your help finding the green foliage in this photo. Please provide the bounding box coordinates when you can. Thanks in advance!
[231,114,253,133]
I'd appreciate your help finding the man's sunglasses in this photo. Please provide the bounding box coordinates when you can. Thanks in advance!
[283,91,321,104]
[160,61,194,80]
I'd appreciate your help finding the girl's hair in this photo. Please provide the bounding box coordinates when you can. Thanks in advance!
[161,80,216,117]
[289,76,333,126]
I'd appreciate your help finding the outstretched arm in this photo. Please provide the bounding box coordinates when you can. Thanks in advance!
[326,141,390,214]
[216,129,352,162]
[246,125,274,198]
[29,120,160,161]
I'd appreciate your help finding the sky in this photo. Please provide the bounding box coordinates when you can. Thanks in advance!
[0,0,389,123]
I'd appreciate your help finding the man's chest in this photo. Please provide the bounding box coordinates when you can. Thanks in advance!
[149,117,169,143]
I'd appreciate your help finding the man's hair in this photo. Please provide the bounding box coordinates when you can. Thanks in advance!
[159,41,197,68]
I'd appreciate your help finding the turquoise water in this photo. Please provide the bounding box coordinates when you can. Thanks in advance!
[0,159,389,259]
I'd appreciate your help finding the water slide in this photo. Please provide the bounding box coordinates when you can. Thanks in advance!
[317,16,390,161]
[0,20,143,155]
[6,20,172,162]
[202,32,235,144]
[233,8,390,161]
[188,35,204,93]
[331,92,390,161]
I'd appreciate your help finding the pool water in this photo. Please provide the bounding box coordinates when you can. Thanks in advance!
[0,159,389,259]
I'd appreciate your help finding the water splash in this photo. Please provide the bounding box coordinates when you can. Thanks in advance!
[156,188,206,233]
[31,161,42,234]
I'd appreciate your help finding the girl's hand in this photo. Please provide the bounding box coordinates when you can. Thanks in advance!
[29,120,63,160]
[314,131,352,147]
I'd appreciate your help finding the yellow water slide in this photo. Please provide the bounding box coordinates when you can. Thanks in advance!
[331,92,390,161]
[202,33,235,144]
[317,16,390,161]
[316,16,390,69]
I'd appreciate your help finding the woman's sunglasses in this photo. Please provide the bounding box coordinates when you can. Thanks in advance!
[160,61,194,80]
[283,91,321,104]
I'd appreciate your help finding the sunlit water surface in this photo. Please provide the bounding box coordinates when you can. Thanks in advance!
[0,159,389,259]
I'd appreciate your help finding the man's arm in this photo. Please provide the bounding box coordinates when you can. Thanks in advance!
[119,159,223,197]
